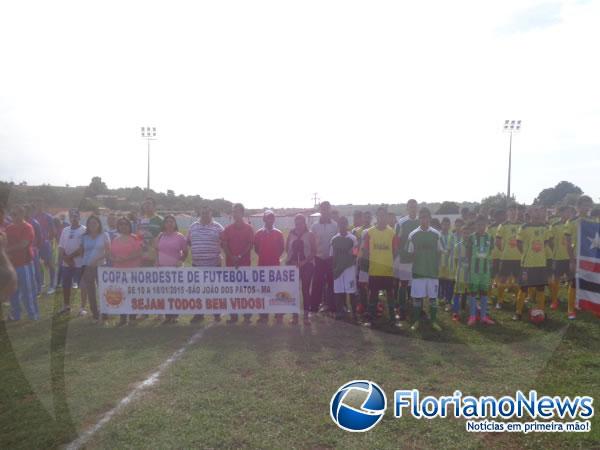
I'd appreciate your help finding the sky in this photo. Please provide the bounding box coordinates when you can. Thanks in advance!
[1,0,599,209]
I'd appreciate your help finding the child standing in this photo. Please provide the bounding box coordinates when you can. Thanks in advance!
[466,215,495,325]
[330,216,359,321]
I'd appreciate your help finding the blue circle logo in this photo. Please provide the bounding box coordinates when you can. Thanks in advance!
[330,380,387,432]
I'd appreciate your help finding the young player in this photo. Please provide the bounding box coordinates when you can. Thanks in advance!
[495,205,523,309]
[407,208,444,331]
[487,209,506,309]
[353,211,372,316]
[466,215,495,325]
[548,206,574,310]
[362,207,401,328]
[438,217,453,310]
[515,207,550,321]
[330,216,359,321]
[565,195,594,320]
[448,219,470,321]
[395,199,419,320]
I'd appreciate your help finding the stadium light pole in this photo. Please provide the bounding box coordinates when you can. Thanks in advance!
[503,120,521,202]
[140,126,157,191]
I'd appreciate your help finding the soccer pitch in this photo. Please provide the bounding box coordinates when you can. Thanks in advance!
[1,287,599,450]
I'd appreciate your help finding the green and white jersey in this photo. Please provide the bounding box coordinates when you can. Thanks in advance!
[467,232,493,277]
[395,215,419,263]
[407,226,443,279]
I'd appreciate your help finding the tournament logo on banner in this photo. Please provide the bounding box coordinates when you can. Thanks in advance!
[576,219,600,315]
[98,266,301,315]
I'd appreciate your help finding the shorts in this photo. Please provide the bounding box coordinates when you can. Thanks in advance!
[520,267,549,287]
[334,266,357,294]
[553,260,572,280]
[469,272,491,293]
[38,240,53,263]
[396,262,413,281]
[491,259,500,278]
[62,266,82,289]
[358,270,369,284]
[411,278,439,299]
[499,260,521,280]
[368,276,394,293]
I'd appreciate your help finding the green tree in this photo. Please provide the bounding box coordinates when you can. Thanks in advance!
[85,176,108,198]
[436,201,460,214]
[534,181,582,207]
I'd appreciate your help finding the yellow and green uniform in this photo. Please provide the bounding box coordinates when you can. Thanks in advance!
[517,224,550,312]
[487,223,502,261]
[439,231,451,279]
[467,232,493,292]
[448,232,470,294]
[496,221,522,262]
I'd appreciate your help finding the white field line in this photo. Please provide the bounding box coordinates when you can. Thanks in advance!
[65,324,213,450]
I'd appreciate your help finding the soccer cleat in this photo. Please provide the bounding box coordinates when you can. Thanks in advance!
[392,320,404,329]
[410,321,420,331]
[512,313,522,321]
[78,308,88,317]
[362,321,373,328]
[481,317,495,325]
[467,315,477,326]
[495,302,502,310]
[568,312,576,320]
[47,287,56,295]
[431,322,442,332]
[452,313,460,322]
[550,301,559,310]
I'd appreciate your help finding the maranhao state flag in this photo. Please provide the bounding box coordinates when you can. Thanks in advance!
[576,219,600,316]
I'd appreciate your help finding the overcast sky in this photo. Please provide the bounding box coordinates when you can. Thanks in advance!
[1,0,599,208]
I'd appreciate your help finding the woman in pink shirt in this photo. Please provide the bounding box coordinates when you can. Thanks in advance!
[111,217,142,326]
[155,215,188,324]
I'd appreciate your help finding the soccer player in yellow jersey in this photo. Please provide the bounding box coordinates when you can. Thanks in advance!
[565,195,594,320]
[362,206,401,328]
[548,206,574,310]
[352,211,372,315]
[495,205,523,308]
[516,207,550,321]
[487,209,506,309]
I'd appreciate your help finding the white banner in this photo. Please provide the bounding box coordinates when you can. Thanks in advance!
[98,266,301,315]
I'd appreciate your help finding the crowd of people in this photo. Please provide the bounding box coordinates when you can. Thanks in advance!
[1,194,599,330]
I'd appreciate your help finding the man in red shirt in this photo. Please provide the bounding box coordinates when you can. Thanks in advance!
[222,203,254,324]
[5,205,39,321]
[254,210,284,324]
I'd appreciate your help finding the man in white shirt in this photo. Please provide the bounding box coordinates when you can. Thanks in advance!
[58,209,86,315]
[310,201,338,314]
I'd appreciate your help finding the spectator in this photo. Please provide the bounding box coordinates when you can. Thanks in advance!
[24,204,43,296]
[222,203,254,324]
[111,217,142,326]
[310,201,338,314]
[156,215,188,324]
[33,198,56,295]
[286,214,316,325]
[80,215,110,323]
[187,205,224,323]
[254,210,284,324]
[57,209,86,316]
[5,205,39,321]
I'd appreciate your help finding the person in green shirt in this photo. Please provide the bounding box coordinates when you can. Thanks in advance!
[466,215,495,326]
[407,207,444,332]
[395,199,419,320]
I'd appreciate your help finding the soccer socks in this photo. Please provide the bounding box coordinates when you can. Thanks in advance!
[430,298,438,323]
[536,289,546,310]
[568,285,576,315]
[527,287,536,301]
[516,290,525,314]
[412,298,422,323]
[497,284,506,304]
[480,296,489,319]
[469,296,477,317]
[398,285,408,317]
[550,280,560,305]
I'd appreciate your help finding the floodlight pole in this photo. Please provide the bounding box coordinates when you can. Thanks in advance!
[141,127,157,192]
[507,131,512,200]
[503,120,521,203]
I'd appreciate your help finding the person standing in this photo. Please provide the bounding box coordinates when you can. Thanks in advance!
[466,215,495,326]
[330,216,359,321]
[106,212,119,241]
[33,199,56,295]
[110,217,142,326]
[362,206,401,328]
[254,210,284,324]
[80,215,110,323]
[395,199,419,320]
[5,205,39,321]
[222,203,254,324]
[137,198,163,267]
[407,207,444,332]
[286,214,316,325]
[156,215,188,324]
[57,209,86,316]
[310,201,338,314]
[187,205,225,323]
[24,204,43,297]
[353,210,372,316]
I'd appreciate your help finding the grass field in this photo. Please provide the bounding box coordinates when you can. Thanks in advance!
[1,284,599,450]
